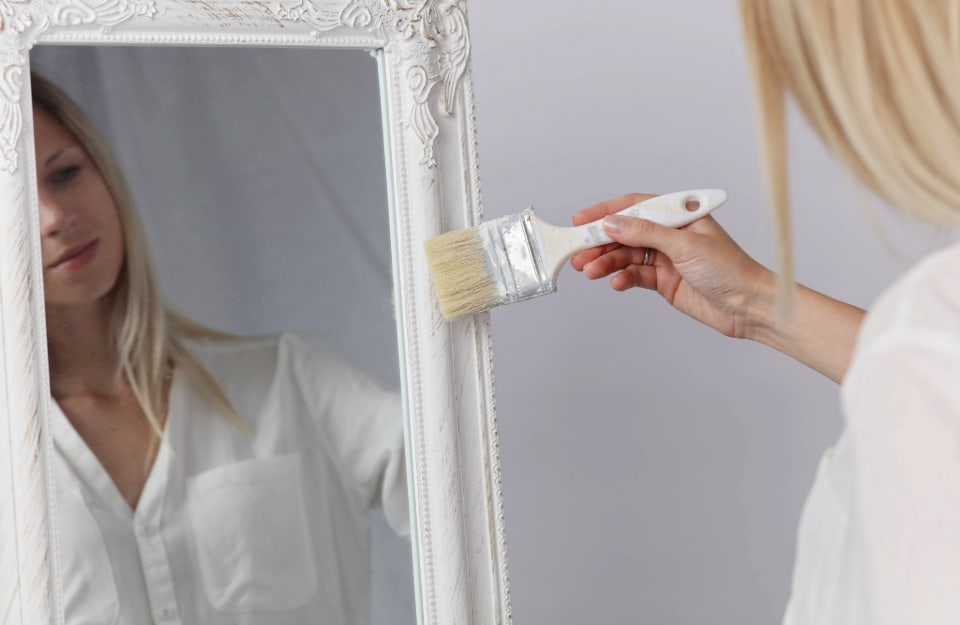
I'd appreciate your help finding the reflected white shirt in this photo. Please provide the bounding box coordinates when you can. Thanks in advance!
[52,333,408,625]
[784,243,960,624]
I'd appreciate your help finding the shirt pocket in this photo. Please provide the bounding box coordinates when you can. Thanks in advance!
[186,453,319,613]
[57,494,120,625]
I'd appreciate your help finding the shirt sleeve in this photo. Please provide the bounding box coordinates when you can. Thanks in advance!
[279,334,409,537]
[843,329,960,625]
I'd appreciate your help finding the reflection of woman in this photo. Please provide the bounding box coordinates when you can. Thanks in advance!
[573,2,959,623]
[33,73,408,625]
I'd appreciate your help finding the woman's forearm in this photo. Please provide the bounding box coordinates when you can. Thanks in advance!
[744,272,866,384]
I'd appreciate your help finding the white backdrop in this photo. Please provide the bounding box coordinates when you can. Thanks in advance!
[30,45,415,625]
[469,3,953,625]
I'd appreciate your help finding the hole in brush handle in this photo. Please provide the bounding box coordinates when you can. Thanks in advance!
[608,189,726,229]
[683,189,727,217]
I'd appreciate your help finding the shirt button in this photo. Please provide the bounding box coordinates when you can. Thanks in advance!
[138,523,154,538]
[158,605,176,620]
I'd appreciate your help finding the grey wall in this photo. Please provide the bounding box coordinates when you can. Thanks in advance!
[468,3,951,624]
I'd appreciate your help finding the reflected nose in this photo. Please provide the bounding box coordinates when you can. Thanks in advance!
[37,189,76,238]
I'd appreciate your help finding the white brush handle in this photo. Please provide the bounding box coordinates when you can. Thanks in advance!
[574,188,727,250]
[539,188,728,280]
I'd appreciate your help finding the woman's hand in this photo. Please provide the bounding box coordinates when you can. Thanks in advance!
[571,192,866,383]
[571,193,772,339]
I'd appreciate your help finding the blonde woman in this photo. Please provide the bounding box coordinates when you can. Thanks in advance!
[34,72,408,625]
[573,1,960,623]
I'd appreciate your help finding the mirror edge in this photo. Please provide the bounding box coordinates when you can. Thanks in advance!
[0,1,511,624]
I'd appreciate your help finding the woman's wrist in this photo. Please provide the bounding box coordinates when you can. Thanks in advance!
[738,266,780,345]
[737,270,865,383]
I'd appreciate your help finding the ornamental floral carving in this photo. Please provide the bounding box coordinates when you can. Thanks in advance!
[1,0,34,35]
[48,0,157,28]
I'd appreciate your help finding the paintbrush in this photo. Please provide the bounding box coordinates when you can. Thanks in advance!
[424,189,727,319]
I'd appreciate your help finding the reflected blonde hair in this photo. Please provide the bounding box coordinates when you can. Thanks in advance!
[738,0,960,311]
[32,73,239,436]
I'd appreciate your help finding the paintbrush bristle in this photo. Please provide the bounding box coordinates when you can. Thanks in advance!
[424,226,501,319]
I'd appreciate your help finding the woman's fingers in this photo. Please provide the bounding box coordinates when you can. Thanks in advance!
[571,192,657,227]
[572,195,721,277]
[611,265,658,291]
[571,242,620,271]
[602,215,687,260]
[570,193,660,271]
[582,245,652,279]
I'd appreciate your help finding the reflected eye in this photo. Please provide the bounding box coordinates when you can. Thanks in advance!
[50,165,81,184]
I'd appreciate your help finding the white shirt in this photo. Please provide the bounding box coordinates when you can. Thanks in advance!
[783,242,960,624]
[52,333,408,625]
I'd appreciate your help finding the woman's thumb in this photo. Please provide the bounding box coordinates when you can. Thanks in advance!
[602,215,683,256]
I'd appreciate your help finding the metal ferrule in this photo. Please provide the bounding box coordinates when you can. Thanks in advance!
[480,208,557,305]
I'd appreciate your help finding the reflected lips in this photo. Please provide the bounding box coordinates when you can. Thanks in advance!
[51,239,98,271]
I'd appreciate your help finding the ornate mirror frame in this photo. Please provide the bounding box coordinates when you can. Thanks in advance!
[0,2,510,624]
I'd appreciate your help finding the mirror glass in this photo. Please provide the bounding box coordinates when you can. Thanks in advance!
[30,45,414,625]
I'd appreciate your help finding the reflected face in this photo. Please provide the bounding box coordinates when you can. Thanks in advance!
[34,107,125,308]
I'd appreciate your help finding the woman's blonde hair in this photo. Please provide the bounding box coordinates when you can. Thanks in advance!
[32,73,239,436]
[738,0,960,310]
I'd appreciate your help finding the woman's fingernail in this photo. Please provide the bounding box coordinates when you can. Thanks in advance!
[603,215,624,234]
